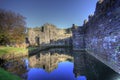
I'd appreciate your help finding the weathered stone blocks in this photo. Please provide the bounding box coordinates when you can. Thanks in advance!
[27,24,72,46]
[72,0,120,74]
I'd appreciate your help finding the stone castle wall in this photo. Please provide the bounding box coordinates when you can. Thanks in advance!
[27,24,72,46]
[72,25,84,50]
[84,0,120,73]
[73,0,120,74]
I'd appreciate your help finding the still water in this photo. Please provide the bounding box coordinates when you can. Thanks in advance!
[1,48,120,80]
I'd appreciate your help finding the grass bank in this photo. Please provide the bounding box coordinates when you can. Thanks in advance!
[0,46,28,59]
[0,68,21,80]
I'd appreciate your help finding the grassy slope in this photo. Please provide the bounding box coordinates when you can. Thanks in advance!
[0,46,28,56]
[0,68,21,80]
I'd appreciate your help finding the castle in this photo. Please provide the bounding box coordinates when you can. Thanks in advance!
[26,23,72,46]
[72,0,120,74]
[25,0,120,74]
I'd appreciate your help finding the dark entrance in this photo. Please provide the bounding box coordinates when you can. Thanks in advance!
[35,37,40,45]
[25,37,29,44]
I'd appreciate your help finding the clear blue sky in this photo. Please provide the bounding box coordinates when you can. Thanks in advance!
[0,0,98,28]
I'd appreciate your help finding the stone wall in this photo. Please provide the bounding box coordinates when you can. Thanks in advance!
[72,0,120,74]
[27,23,72,46]
[84,0,120,74]
[72,24,84,50]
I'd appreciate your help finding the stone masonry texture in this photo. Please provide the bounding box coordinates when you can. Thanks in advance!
[72,0,120,74]
[27,23,72,46]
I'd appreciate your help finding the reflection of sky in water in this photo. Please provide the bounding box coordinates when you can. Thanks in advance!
[24,58,29,70]
[28,61,86,80]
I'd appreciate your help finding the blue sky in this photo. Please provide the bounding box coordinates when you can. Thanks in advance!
[0,0,98,28]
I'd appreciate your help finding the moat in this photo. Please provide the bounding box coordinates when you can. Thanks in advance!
[1,48,120,80]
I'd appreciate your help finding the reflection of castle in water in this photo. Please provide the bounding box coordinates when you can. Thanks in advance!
[73,51,99,80]
[29,48,73,72]
[73,51,120,80]
[2,58,27,79]
[73,51,86,77]
[1,49,120,80]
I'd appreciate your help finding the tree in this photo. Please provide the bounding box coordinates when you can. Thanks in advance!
[0,9,26,45]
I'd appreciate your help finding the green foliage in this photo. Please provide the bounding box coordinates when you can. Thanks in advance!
[0,9,26,45]
[0,68,21,80]
[0,33,9,45]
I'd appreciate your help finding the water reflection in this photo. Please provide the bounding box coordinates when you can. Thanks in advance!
[73,51,120,80]
[29,48,73,72]
[28,61,86,80]
[1,58,27,79]
[0,48,120,80]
